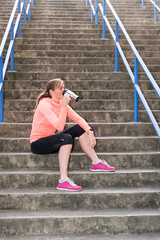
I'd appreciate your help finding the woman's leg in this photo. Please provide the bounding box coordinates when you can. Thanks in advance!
[31,133,74,179]
[78,132,99,163]
[63,124,99,163]
[78,131,116,172]
[58,144,72,180]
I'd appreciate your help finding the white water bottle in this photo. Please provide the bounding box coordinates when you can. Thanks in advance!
[63,89,79,102]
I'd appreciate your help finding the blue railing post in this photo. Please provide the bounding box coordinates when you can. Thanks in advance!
[142,0,144,7]
[0,0,33,123]
[18,0,21,38]
[32,0,34,5]
[154,0,157,22]
[103,0,106,39]
[95,0,98,24]
[24,0,26,23]
[86,0,88,6]
[91,0,94,22]
[115,20,119,72]
[134,55,139,122]
[11,19,15,71]
[0,54,3,122]
[28,0,31,21]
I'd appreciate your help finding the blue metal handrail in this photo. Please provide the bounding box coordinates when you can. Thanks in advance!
[86,0,160,138]
[0,0,34,122]
[142,0,160,22]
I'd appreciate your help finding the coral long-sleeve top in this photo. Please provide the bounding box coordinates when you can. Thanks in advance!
[30,97,90,143]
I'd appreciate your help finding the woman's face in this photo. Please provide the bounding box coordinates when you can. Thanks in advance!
[50,82,65,101]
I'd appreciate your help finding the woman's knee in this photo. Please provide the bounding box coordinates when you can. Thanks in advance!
[61,133,73,146]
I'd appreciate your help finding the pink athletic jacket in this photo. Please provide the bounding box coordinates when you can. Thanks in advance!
[30,97,90,143]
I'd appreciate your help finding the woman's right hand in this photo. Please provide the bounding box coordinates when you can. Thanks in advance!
[61,93,71,107]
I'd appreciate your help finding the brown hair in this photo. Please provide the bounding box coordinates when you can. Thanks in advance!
[35,78,64,110]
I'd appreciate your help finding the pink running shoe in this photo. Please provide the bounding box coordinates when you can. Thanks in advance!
[90,159,116,172]
[57,177,83,191]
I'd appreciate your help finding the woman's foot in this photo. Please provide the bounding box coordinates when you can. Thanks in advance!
[90,159,116,172]
[57,177,83,191]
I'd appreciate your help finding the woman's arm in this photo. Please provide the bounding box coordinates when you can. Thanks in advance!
[67,106,92,132]
[67,106,96,147]
[38,100,68,132]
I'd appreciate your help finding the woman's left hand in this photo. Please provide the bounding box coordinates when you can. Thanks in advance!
[87,130,96,148]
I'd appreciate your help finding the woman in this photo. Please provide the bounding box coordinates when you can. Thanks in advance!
[30,78,116,191]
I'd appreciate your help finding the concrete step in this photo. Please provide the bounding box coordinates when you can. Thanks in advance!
[9,43,160,54]
[131,51,160,58]
[14,30,159,43]
[3,110,160,123]
[7,49,160,61]
[13,44,115,51]
[8,47,160,59]
[3,99,160,111]
[0,136,159,153]
[14,32,160,41]
[9,63,160,73]
[17,29,105,35]
[13,38,160,49]
[3,79,157,91]
[21,16,149,22]
[0,151,160,170]
[0,123,157,138]
[4,89,159,100]
[0,208,160,237]
[5,71,131,81]
[1,23,98,29]
[14,38,112,46]
[17,33,103,39]
[0,233,159,240]
[17,13,156,19]
[0,14,155,22]
[28,8,155,14]
[0,187,159,211]
[1,19,156,27]
[13,56,116,65]
[11,22,159,29]
[13,27,160,36]
[12,50,115,58]
[0,209,160,237]
[134,45,160,52]
[13,56,160,66]
[12,64,118,73]
[0,169,160,190]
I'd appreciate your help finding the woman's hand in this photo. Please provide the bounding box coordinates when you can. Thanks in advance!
[87,129,96,148]
[61,93,71,107]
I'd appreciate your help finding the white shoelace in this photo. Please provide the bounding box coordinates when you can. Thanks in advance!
[92,159,110,166]
[59,177,76,186]
[65,177,76,186]
[99,159,111,166]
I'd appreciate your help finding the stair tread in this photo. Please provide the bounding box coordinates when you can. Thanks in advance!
[0,169,159,174]
[0,136,158,139]
[0,233,159,240]
[1,151,160,155]
[0,187,159,195]
[0,208,159,219]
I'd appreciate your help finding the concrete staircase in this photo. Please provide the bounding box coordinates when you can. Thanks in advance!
[0,0,160,239]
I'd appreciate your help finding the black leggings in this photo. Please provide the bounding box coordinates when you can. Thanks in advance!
[31,124,85,155]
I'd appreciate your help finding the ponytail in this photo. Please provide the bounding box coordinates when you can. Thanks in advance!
[34,78,64,111]
[34,90,51,111]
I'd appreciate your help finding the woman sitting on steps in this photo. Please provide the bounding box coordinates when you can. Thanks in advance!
[30,78,116,191]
